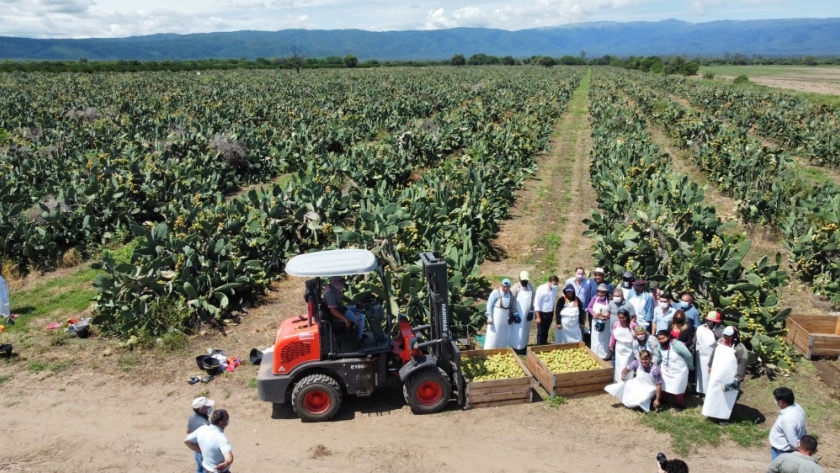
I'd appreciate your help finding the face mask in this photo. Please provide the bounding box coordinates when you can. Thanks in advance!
[206,407,213,417]
[675,318,685,324]
[622,281,631,288]
[521,281,528,287]
[613,296,622,303]
[575,274,583,281]
[680,301,690,309]
[636,335,646,342]
[660,302,669,309]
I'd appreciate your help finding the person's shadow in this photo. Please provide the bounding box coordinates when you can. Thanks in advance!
[731,402,766,425]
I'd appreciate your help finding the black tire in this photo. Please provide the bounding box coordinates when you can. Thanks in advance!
[291,374,342,422]
[405,367,451,415]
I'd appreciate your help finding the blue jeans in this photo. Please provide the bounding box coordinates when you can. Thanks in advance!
[771,446,793,461]
[345,306,366,341]
[194,452,203,473]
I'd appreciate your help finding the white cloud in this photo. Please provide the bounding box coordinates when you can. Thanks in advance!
[0,0,831,38]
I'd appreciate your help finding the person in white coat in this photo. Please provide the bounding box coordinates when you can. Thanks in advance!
[609,309,637,382]
[606,349,663,413]
[587,284,612,359]
[694,311,724,396]
[508,271,535,354]
[702,326,749,425]
[653,330,694,411]
[484,279,514,349]
[554,284,586,344]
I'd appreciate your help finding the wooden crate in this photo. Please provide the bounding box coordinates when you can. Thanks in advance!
[526,342,613,397]
[786,315,840,360]
[461,347,535,409]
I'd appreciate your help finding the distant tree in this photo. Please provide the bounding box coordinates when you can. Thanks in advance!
[280,44,308,73]
[343,54,358,68]
[468,53,500,65]
[501,55,516,65]
[536,56,557,68]
[802,55,818,66]
[580,50,586,62]
[451,54,466,66]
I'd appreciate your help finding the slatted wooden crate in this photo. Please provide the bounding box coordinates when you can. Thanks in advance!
[526,342,613,397]
[461,347,535,409]
[786,315,840,359]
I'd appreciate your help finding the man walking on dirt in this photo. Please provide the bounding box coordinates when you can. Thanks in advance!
[534,275,560,345]
[185,409,234,473]
[187,397,215,473]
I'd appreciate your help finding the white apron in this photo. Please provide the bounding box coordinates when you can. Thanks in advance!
[629,295,647,329]
[605,366,657,412]
[659,346,689,395]
[484,292,511,349]
[613,324,635,382]
[702,344,739,419]
[695,325,717,394]
[507,287,533,350]
[590,300,611,358]
[555,303,582,343]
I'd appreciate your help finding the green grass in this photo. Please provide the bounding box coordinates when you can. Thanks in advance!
[0,373,12,384]
[117,353,142,372]
[8,266,100,331]
[543,395,566,408]
[28,361,47,373]
[248,378,258,389]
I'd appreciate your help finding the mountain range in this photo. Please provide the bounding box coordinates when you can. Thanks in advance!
[1,18,838,61]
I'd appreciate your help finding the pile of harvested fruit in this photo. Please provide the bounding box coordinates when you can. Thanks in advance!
[536,348,602,373]
[462,353,524,381]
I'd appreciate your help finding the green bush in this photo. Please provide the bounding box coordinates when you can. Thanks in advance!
[702,71,716,80]
[733,74,750,84]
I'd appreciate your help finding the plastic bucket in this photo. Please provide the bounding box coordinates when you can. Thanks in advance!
[195,355,211,370]
[249,348,263,365]
[202,357,221,375]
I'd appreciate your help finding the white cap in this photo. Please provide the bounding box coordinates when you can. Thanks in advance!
[519,271,530,281]
[722,326,736,336]
[593,267,605,274]
[192,397,215,409]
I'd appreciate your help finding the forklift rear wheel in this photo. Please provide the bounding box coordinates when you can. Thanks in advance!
[405,367,451,414]
[291,374,342,422]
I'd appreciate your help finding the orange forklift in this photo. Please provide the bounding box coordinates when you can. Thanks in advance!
[257,249,466,421]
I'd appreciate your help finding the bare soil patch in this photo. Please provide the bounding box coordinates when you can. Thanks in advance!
[717,67,840,95]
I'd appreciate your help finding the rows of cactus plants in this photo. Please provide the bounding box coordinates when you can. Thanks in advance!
[586,70,795,369]
[0,67,515,273]
[614,69,840,306]
[657,74,840,168]
[88,67,583,337]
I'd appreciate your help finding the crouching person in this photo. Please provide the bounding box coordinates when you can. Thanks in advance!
[605,349,662,412]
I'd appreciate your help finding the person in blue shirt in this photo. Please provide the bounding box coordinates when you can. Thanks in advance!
[678,293,701,328]
[652,293,677,335]
[565,267,594,309]
[627,280,654,332]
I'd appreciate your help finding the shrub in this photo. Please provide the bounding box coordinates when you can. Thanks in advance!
[702,71,716,80]
[733,74,750,84]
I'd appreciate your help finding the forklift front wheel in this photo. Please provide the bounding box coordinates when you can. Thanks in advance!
[404,367,451,415]
[291,374,342,422]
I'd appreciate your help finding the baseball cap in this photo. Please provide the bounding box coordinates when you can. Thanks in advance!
[519,271,530,281]
[622,271,635,279]
[706,311,722,322]
[192,397,215,409]
[632,279,646,287]
[648,281,659,290]
[501,278,511,287]
[593,267,605,275]
[722,326,736,336]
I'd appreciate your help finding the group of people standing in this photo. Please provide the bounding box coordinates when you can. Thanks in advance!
[483,268,747,420]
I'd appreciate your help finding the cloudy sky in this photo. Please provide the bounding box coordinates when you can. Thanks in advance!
[1,0,837,38]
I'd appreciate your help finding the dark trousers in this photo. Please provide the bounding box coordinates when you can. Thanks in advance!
[536,311,554,345]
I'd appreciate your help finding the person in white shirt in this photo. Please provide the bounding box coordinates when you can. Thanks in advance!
[651,293,676,335]
[564,267,593,310]
[769,387,807,461]
[534,275,560,345]
[185,409,234,473]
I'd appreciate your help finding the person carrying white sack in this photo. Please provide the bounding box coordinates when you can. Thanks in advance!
[484,278,514,349]
[702,326,749,425]
[508,271,535,354]
[605,349,662,412]
[695,310,724,396]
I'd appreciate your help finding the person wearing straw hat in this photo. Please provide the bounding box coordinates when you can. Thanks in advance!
[695,311,724,396]
[702,326,749,424]
[484,278,514,349]
[508,271,535,354]
[586,268,614,320]
[187,397,215,473]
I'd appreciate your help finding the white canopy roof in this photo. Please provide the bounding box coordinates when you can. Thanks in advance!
[285,249,379,277]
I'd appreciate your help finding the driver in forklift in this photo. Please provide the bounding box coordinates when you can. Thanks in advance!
[323,276,367,344]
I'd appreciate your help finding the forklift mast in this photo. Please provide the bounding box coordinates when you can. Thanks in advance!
[419,251,465,405]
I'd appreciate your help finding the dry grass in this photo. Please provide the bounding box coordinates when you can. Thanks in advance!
[59,248,84,268]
